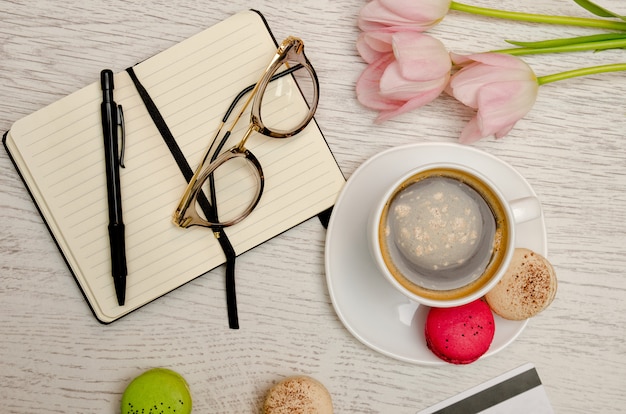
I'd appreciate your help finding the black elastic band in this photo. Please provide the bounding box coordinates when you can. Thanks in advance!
[317,207,333,229]
[126,66,239,329]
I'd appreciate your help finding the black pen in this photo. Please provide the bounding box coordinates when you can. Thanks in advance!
[100,69,127,306]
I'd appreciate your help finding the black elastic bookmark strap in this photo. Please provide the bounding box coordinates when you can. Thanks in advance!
[126,66,239,329]
[317,207,333,229]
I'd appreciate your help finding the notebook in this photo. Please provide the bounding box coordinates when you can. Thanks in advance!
[3,10,345,323]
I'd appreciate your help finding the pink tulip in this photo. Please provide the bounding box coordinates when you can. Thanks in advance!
[357,29,396,64]
[356,31,451,123]
[447,53,539,143]
[358,0,452,32]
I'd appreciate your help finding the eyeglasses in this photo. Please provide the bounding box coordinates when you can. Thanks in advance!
[173,36,319,229]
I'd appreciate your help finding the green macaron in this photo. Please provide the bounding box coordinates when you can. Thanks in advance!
[121,368,192,414]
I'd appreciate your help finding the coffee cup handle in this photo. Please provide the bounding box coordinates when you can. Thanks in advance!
[510,196,542,224]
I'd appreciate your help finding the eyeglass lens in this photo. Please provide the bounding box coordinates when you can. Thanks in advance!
[257,62,317,135]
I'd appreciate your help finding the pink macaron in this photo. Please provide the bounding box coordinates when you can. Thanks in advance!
[425,299,495,364]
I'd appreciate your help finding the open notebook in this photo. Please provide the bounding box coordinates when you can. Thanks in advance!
[3,10,345,323]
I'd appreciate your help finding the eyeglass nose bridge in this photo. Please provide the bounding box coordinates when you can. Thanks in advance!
[173,147,265,229]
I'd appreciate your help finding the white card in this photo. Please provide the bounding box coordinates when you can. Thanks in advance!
[418,363,554,414]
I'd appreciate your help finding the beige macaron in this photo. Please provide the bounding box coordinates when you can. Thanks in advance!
[262,376,333,414]
[485,248,557,320]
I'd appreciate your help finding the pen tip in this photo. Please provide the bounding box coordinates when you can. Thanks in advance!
[115,278,126,306]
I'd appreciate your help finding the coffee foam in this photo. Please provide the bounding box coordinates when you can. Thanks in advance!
[388,177,484,271]
[378,168,510,301]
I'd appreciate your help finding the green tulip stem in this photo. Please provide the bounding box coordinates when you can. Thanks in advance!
[537,63,626,85]
[450,1,626,31]
[494,38,626,55]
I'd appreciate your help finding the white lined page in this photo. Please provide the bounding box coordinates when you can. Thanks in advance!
[6,10,345,323]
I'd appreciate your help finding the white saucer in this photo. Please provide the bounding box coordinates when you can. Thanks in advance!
[325,143,547,365]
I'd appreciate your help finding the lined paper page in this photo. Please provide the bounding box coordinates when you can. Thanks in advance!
[7,10,345,322]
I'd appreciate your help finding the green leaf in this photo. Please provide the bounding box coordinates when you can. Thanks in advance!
[506,33,626,48]
[572,0,626,21]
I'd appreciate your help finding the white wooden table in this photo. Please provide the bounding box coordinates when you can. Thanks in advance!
[1,1,625,412]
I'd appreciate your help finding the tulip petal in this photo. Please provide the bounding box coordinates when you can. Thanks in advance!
[448,54,536,108]
[475,80,538,137]
[449,53,540,142]
[459,116,484,144]
[392,32,451,81]
[356,54,404,111]
[380,61,449,100]
[494,124,515,139]
[376,84,444,123]
[358,0,417,31]
[380,0,451,25]
[452,52,533,71]
[357,31,393,63]
[358,0,449,31]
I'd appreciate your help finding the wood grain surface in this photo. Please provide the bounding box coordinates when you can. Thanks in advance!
[1,0,625,412]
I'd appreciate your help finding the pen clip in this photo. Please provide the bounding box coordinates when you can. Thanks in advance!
[117,105,126,168]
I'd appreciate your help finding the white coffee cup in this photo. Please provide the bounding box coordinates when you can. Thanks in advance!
[369,163,541,308]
